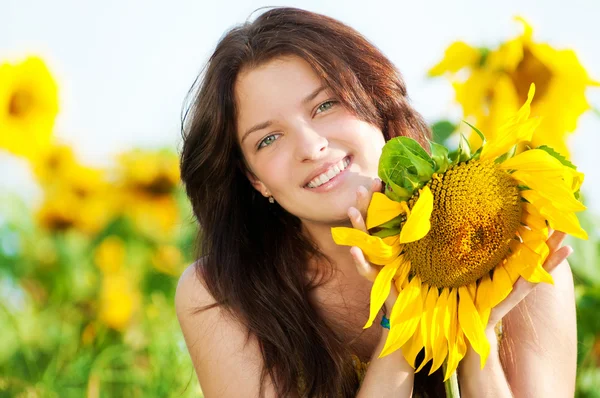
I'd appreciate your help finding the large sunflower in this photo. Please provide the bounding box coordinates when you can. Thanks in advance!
[331,84,587,381]
[429,17,599,158]
[0,56,59,160]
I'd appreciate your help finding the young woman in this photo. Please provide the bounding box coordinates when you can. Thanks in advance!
[175,7,577,397]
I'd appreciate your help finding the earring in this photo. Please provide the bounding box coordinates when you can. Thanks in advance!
[268,196,275,204]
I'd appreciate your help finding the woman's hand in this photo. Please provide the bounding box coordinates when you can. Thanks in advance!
[487,229,573,330]
[348,179,415,398]
[458,229,574,397]
[347,178,399,315]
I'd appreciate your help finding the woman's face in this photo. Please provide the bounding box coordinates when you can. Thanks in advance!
[235,55,386,225]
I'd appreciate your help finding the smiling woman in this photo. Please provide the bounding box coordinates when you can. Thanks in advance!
[175,6,576,398]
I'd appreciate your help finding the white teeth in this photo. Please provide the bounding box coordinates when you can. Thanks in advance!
[307,157,350,188]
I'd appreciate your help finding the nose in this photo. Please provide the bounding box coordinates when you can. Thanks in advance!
[294,123,328,162]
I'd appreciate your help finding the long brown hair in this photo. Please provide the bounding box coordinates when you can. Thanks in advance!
[180,7,444,397]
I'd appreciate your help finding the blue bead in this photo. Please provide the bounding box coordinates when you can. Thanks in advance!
[380,315,390,329]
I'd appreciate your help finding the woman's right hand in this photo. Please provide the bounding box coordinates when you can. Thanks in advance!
[348,179,415,398]
[347,178,399,317]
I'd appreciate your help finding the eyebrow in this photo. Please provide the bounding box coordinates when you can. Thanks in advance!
[240,84,328,144]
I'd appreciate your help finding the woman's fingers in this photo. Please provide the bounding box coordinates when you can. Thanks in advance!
[355,178,383,220]
[546,230,567,253]
[356,186,370,220]
[351,246,378,282]
[348,207,367,233]
[488,244,573,326]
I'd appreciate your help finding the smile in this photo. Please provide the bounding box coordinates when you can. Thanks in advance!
[306,156,352,188]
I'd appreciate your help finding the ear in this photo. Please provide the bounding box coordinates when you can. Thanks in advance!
[245,169,270,198]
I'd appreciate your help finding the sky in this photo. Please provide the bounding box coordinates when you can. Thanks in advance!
[1,0,599,210]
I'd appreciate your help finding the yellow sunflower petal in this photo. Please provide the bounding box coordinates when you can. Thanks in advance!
[499,148,563,172]
[394,258,411,288]
[380,276,423,357]
[522,192,588,240]
[480,84,538,161]
[490,263,513,308]
[510,244,553,284]
[519,232,550,262]
[521,203,549,232]
[382,234,400,247]
[428,41,481,76]
[444,331,467,381]
[416,285,438,373]
[518,225,548,242]
[366,193,407,230]
[443,289,458,346]
[516,175,586,212]
[402,316,424,369]
[363,256,403,329]
[458,286,490,369]
[564,168,585,193]
[331,227,401,265]
[521,263,554,285]
[429,288,450,375]
[475,274,493,326]
[399,186,433,243]
[444,289,467,381]
[516,245,554,284]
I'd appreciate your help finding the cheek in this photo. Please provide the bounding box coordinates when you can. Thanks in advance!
[353,123,385,163]
[252,152,294,192]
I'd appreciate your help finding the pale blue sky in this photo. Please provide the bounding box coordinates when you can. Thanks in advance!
[1,0,599,210]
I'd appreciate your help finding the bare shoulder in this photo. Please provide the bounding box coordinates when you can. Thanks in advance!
[175,261,281,397]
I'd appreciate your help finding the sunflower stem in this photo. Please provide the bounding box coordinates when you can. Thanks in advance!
[442,363,460,398]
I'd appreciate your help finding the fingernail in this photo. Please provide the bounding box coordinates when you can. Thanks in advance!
[348,208,359,219]
[565,245,573,256]
[357,186,368,196]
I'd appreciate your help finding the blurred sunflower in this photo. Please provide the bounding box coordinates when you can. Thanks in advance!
[99,272,139,331]
[115,149,180,239]
[151,244,183,276]
[429,17,599,157]
[332,84,587,381]
[30,143,77,184]
[36,162,115,234]
[94,236,126,275]
[0,56,59,159]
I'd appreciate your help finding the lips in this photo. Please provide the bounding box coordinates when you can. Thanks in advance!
[303,155,352,188]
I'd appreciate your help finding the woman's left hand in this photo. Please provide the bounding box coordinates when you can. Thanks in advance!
[486,229,573,331]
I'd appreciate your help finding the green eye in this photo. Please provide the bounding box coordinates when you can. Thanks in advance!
[258,134,279,149]
[316,100,337,114]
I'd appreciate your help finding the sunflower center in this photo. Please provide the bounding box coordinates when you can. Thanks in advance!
[9,90,33,117]
[403,159,522,288]
[510,47,553,105]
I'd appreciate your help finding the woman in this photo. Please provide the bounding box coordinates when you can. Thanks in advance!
[175,7,577,397]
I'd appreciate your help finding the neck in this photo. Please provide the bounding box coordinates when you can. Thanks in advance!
[301,218,362,281]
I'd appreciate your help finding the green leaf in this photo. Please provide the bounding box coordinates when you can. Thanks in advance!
[379,137,435,189]
[478,47,491,67]
[384,177,413,202]
[370,215,403,239]
[430,141,450,173]
[377,215,403,230]
[536,145,577,170]
[372,227,401,239]
[462,120,486,146]
[431,120,457,145]
[456,133,472,163]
